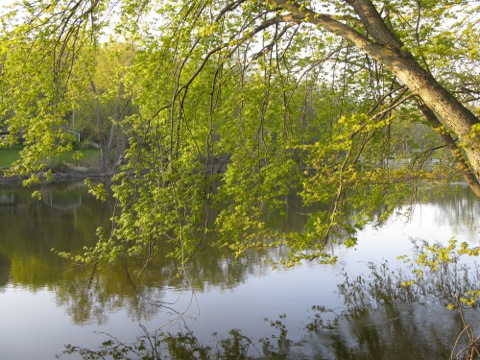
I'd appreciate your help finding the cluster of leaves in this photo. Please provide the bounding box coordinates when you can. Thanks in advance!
[336,237,480,359]
[0,0,476,266]
[336,237,480,313]
[398,238,480,310]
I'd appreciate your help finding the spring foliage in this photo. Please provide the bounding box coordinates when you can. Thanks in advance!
[1,0,480,264]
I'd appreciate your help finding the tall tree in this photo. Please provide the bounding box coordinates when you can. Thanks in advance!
[74,42,135,170]
[1,0,480,262]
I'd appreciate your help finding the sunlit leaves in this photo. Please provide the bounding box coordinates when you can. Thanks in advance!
[1,0,477,267]
[397,238,480,309]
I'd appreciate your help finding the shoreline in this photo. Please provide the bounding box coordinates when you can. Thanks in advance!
[0,168,114,185]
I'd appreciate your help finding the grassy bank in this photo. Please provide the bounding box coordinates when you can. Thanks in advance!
[0,145,22,168]
[0,146,101,169]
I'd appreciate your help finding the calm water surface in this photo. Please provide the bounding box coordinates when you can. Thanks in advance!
[0,182,479,359]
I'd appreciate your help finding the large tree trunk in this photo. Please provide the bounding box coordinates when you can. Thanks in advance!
[355,39,480,175]
[371,48,480,177]
[272,0,480,191]
[419,103,480,196]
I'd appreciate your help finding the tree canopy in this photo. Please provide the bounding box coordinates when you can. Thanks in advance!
[1,0,480,265]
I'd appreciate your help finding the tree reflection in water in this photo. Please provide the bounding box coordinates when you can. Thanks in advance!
[334,242,480,360]
[56,304,465,359]
[0,253,10,287]
[3,183,480,359]
[58,244,480,359]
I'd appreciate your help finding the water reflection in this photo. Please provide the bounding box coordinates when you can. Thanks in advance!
[41,183,83,210]
[57,253,480,360]
[0,253,10,287]
[57,302,469,359]
[0,191,15,206]
[312,304,460,359]
[0,182,480,359]
[0,182,111,290]
[0,182,295,324]
[55,261,168,325]
[414,184,480,242]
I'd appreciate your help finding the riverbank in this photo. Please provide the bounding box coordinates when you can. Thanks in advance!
[0,166,114,185]
[0,145,113,184]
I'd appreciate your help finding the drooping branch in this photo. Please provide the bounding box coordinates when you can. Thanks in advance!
[268,0,480,189]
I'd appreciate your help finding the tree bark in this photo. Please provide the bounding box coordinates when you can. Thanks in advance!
[270,0,480,190]
[419,103,480,196]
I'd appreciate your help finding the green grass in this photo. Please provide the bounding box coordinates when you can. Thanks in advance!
[0,145,22,168]
[0,146,101,169]
[54,148,101,167]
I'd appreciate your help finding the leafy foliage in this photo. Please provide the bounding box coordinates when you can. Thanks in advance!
[1,0,480,265]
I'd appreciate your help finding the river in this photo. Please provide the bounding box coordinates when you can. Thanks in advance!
[0,181,479,359]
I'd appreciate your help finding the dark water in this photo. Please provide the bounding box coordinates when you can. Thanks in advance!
[0,182,479,359]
